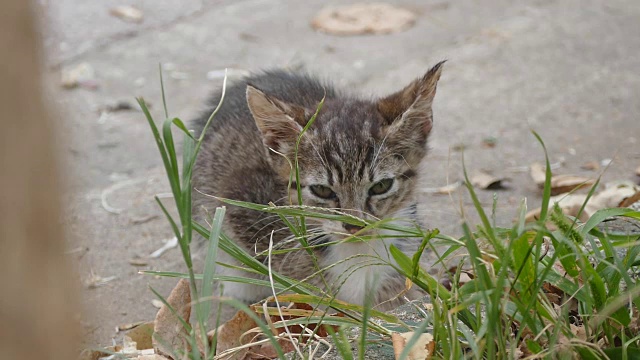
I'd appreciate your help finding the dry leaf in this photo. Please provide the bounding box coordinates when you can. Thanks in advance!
[530,162,595,195]
[153,279,191,357]
[212,300,340,359]
[129,258,148,266]
[570,324,587,342]
[118,321,147,332]
[110,5,143,23]
[471,171,508,190]
[620,191,640,208]
[311,3,415,35]
[210,307,261,359]
[525,194,589,224]
[78,347,119,360]
[525,180,640,226]
[422,181,461,195]
[85,271,116,289]
[549,175,596,195]
[392,332,435,360]
[636,165,640,177]
[580,161,600,171]
[100,100,135,114]
[589,181,639,210]
[530,162,547,185]
[125,322,155,350]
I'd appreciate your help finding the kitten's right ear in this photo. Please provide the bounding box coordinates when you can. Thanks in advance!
[246,85,308,153]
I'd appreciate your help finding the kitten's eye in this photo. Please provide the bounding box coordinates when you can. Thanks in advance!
[369,178,394,196]
[309,185,337,200]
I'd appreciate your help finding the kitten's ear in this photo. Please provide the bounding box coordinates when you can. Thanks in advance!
[377,61,445,142]
[246,85,308,152]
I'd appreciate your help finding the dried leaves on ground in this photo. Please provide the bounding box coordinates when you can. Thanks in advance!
[530,162,595,195]
[526,181,640,223]
[470,171,509,190]
[311,3,415,35]
[153,279,191,357]
[391,332,435,360]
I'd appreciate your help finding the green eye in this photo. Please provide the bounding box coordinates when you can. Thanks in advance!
[310,185,337,199]
[369,178,394,196]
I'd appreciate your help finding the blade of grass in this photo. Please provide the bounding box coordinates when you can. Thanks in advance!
[199,206,226,326]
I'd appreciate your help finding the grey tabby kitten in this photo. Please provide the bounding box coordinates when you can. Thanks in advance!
[192,62,444,309]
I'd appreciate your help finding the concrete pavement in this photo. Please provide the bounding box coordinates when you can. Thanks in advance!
[43,0,640,345]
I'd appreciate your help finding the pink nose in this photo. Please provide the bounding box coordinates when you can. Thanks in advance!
[343,223,364,234]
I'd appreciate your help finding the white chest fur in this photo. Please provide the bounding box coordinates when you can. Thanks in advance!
[321,237,400,306]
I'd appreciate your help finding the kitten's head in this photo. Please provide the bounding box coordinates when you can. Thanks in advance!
[247,62,444,237]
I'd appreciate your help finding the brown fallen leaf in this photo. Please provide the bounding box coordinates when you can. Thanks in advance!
[129,257,149,267]
[422,181,462,195]
[118,320,147,332]
[549,175,596,195]
[525,194,590,224]
[85,270,116,289]
[588,181,639,210]
[78,347,119,360]
[137,355,172,360]
[636,165,640,177]
[530,162,595,195]
[212,299,341,359]
[391,332,435,360]
[471,171,509,190]
[99,100,135,114]
[311,3,415,36]
[210,307,261,359]
[525,180,640,225]
[620,191,640,208]
[125,321,155,350]
[571,324,587,342]
[110,5,143,23]
[580,161,600,171]
[530,162,547,185]
[153,279,191,357]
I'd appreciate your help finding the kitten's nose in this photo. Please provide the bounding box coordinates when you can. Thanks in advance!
[343,223,364,234]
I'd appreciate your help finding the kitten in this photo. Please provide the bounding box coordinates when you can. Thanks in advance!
[192,62,445,309]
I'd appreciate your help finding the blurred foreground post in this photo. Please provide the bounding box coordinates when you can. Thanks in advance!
[0,1,78,360]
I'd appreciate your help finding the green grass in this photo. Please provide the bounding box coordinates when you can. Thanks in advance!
[139,68,640,359]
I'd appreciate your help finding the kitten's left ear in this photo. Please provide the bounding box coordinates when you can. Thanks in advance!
[377,61,445,143]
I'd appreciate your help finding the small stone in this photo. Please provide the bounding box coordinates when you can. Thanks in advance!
[482,136,497,148]
[151,299,163,309]
[61,63,95,89]
[110,5,143,23]
[580,161,600,171]
[128,257,148,267]
[134,77,146,87]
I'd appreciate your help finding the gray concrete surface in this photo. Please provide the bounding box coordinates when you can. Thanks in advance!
[42,0,640,346]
